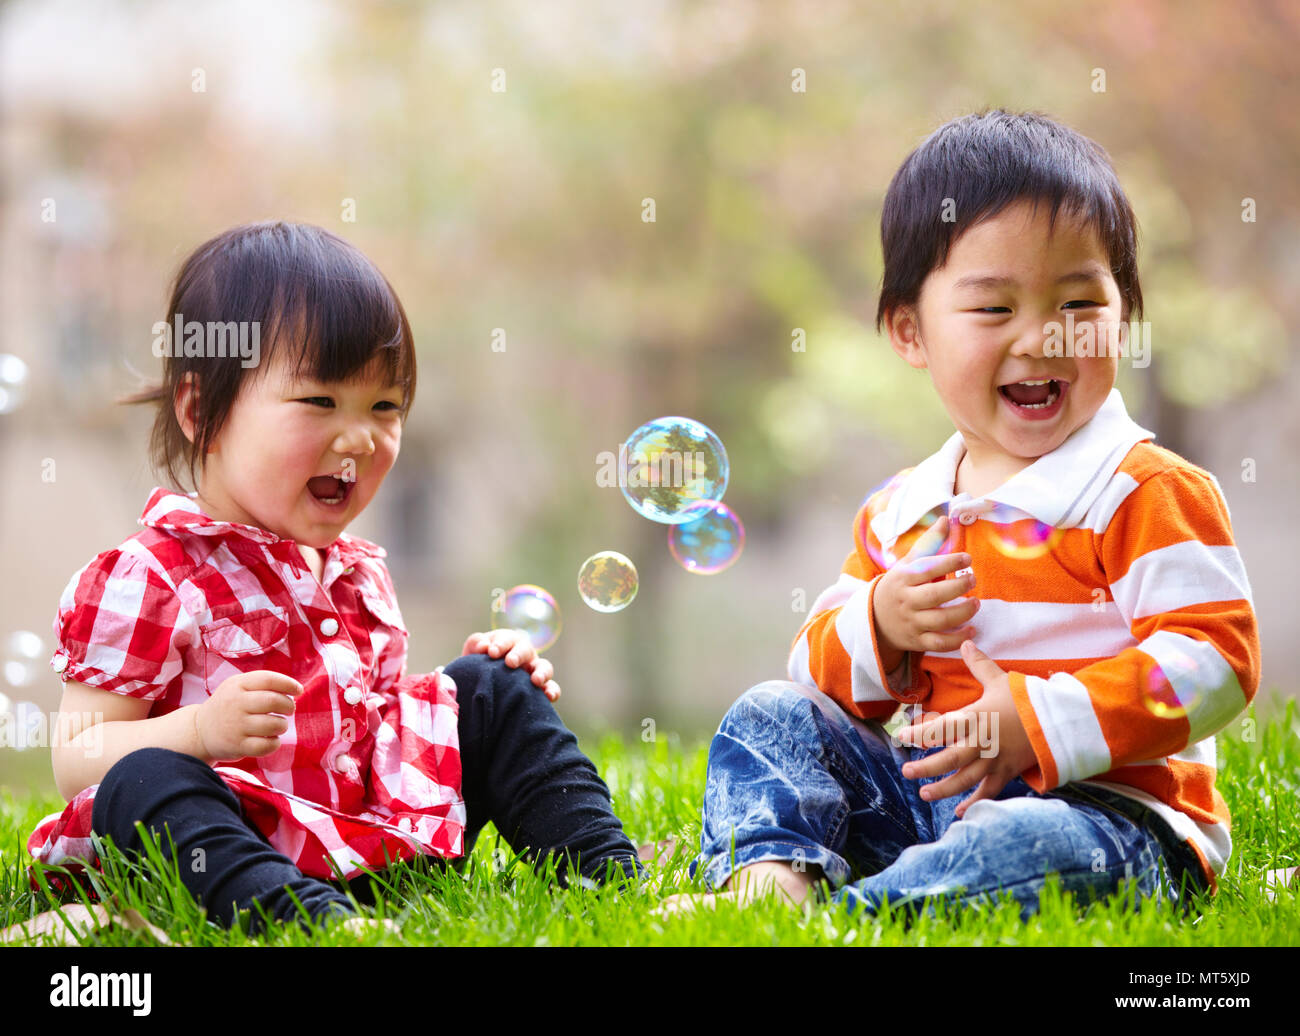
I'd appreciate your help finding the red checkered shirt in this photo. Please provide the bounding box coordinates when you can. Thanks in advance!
[27,487,464,892]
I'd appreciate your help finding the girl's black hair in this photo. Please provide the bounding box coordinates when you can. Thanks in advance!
[119,220,417,493]
[875,108,1143,330]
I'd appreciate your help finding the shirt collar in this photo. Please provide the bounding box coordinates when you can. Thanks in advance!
[870,388,1155,545]
[138,487,387,560]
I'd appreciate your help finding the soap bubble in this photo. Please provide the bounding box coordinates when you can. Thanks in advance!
[4,630,46,688]
[577,552,638,612]
[491,585,562,651]
[859,472,908,513]
[1141,649,1206,721]
[668,501,745,574]
[620,417,729,524]
[11,701,43,750]
[0,354,29,415]
[979,474,1064,561]
[863,506,959,573]
[988,518,1063,561]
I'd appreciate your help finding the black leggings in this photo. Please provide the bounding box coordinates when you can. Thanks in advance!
[90,653,643,933]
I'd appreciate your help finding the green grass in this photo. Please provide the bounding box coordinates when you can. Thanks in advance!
[2,700,1298,947]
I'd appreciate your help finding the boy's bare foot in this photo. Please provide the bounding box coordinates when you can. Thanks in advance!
[653,860,817,917]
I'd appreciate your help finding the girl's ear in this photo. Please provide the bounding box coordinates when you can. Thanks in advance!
[174,372,199,444]
[885,305,928,370]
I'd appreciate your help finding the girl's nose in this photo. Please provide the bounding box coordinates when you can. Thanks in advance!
[334,425,376,456]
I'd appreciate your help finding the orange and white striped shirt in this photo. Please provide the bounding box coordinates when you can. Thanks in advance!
[789,389,1259,891]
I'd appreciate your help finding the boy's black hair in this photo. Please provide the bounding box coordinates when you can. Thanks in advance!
[119,220,416,493]
[875,108,1143,331]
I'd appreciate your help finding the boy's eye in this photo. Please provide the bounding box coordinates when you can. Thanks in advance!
[973,300,1101,314]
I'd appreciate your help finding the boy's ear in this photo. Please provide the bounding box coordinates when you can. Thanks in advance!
[884,304,928,370]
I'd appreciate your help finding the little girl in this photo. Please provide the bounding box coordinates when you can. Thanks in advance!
[26,220,643,935]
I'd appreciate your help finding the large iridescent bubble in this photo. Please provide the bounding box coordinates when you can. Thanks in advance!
[490,584,562,652]
[577,551,639,612]
[668,501,745,574]
[620,417,729,524]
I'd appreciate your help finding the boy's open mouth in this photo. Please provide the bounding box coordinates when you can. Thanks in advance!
[998,378,1066,413]
[307,475,354,506]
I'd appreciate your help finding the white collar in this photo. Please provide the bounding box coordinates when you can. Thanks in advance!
[870,388,1154,545]
[139,487,386,559]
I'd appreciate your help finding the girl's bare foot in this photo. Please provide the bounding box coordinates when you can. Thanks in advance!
[653,860,816,917]
[337,916,400,938]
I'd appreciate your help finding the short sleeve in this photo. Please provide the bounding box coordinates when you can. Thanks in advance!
[51,548,196,701]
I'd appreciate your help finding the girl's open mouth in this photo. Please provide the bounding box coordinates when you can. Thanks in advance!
[307,475,355,508]
[998,378,1067,420]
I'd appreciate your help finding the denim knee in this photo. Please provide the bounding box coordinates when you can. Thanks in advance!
[721,680,821,736]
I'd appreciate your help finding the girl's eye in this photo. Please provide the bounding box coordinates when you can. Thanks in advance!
[1064,300,1102,309]
[976,307,1010,314]
[297,397,401,410]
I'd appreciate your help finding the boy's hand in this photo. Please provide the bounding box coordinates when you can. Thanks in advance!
[893,640,1037,819]
[462,629,561,702]
[873,516,979,661]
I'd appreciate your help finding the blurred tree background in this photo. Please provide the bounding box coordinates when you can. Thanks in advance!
[1,0,1296,793]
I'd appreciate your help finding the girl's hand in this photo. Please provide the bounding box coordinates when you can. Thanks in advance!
[462,629,561,702]
[195,670,303,762]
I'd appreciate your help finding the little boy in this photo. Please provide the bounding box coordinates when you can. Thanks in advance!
[660,109,1260,919]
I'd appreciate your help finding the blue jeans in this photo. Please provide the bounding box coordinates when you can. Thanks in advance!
[689,681,1208,920]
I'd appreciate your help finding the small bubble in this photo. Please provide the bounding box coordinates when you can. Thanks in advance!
[1140,651,1206,721]
[0,354,29,415]
[668,501,745,574]
[577,552,638,613]
[490,585,562,651]
[865,506,958,571]
[3,630,46,688]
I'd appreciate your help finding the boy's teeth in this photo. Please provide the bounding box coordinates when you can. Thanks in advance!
[1001,379,1061,409]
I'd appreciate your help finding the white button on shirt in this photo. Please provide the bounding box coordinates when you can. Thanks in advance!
[343,686,363,706]
[319,617,339,637]
[52,654,68,674]
[959,511,977,525]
